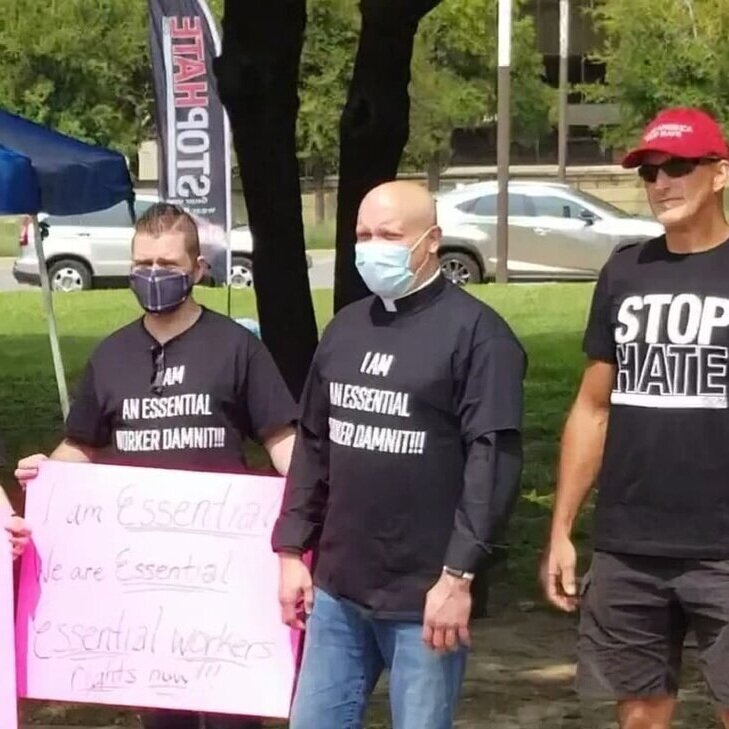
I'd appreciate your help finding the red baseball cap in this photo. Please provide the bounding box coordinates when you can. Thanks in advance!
[622,107,729,168]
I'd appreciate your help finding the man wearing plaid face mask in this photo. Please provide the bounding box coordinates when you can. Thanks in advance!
[16,203,298,729]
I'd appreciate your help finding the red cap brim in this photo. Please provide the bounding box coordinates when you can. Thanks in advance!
[621,145,670,169]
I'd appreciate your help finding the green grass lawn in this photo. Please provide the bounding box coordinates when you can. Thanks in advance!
[304,219,335,249]
[1,282,595,726]
[0,282,593,581]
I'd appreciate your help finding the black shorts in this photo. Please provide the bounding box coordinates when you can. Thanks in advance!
[577,551,729,704]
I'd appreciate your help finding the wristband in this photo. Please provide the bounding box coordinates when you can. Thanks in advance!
[443,566,475,582]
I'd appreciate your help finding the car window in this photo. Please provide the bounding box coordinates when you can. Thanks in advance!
[531,195,593,219]
[43,200,159,229]
[572,188,631,217]
[45,201,134,228]
[44,213,84,227]
[455,198,478,214]
[134,199,155,219]
[76,202,133,227]
[463,193,529,217]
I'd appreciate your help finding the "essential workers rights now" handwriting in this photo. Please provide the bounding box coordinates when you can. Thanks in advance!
[15,461,299,719]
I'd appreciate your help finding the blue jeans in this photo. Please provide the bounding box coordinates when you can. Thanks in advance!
[290,588,467,729]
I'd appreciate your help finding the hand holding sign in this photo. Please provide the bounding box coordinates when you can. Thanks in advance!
[1,503,18,729]
[16,461,300,719]
[14,452,48,489]
[5,514,31,559]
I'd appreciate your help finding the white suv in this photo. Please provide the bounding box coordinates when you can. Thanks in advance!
[13,193,258,291]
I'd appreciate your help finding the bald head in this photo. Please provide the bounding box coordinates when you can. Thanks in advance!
[355,181,442,294]
[358,181,437,234]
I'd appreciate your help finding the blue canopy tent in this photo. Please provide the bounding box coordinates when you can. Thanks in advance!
[0,145,41,214]
[0,110,133,418]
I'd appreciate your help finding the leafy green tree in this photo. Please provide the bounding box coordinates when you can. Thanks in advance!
[0,0,153,160]
[404,0,555,177]
[581,0,729,144]
[297,0,359,175]
[296,0,359,219]
[0,0,555,177]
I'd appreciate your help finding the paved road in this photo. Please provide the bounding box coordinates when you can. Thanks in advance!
[0,252,336,293]
[306,249,335,289]
[0,258,28,292]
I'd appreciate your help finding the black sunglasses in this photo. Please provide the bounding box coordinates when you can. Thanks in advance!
[638,157,719,183]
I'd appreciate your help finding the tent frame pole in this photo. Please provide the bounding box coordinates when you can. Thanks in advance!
[32,216,69,420]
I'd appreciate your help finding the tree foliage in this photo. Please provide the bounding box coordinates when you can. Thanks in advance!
[0,0,153,159]
[0,0,554,169]
[296,0,359,175]
[581,0,729,144]
[404,0,554,168]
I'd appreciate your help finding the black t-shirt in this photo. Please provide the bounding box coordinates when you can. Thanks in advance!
[584,236,729,558]
[65,308,297,472]
[273,276,526,617]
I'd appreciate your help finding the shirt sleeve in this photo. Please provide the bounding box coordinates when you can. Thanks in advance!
[271,352,330,553]
[240,336,299,442]
[457,329,527,443]
[446,322,526,572]
[444,431,523,572]
[582,265,616,363]
[65,359,113,448]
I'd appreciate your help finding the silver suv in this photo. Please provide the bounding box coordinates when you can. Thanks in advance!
[436,180,664,284]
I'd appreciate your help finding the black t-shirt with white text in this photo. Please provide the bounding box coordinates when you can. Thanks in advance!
[273,275,526,617]
[584,236,729,558]
[65,308,297,472]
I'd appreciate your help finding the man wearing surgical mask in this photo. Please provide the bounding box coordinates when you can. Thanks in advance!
[16,203,297,729]
[273,181,526,728]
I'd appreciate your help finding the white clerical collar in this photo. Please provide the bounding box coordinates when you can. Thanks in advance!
[380,269,441,312]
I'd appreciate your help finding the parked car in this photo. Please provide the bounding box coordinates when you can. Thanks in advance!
[435,180,664,285]
[12,193,282,291]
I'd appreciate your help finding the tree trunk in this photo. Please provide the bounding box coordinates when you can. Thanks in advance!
[333,0,443,312]
[312,156,326,225]
[214,0,318,400]
[426,150,441,192]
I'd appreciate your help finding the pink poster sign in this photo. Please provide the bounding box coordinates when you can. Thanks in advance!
[1,507,18,729]
[16,461,300,718]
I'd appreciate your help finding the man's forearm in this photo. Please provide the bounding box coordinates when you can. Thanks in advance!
[51,439,96,463]
[264,427,296,475]
[551,401,608,538]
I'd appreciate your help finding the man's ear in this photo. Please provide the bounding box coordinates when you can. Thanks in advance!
[427,225,442,254]
[713,160,729,194]
[193,256,208,284]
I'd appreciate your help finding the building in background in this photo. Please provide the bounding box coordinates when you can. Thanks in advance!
[453,0,619,166]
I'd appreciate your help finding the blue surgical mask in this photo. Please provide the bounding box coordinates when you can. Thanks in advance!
[130,267,192,313]
[355,228,433,300]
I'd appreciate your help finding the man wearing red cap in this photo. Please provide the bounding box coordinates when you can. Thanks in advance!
[541,106,729,728]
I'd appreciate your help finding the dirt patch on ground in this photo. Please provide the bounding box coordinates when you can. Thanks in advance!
[368,598,720,729]
[22,593,723,728]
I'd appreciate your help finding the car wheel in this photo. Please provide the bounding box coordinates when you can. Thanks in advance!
[48,259,92,292]
[439,251,482,286]
[230,256,254,288]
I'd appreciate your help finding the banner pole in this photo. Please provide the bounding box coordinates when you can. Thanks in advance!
[33,216,69,420]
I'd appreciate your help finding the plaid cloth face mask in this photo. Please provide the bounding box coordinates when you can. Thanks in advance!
[129,266,192,313]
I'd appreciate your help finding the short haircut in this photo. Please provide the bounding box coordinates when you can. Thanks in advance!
[133,202,200,259]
